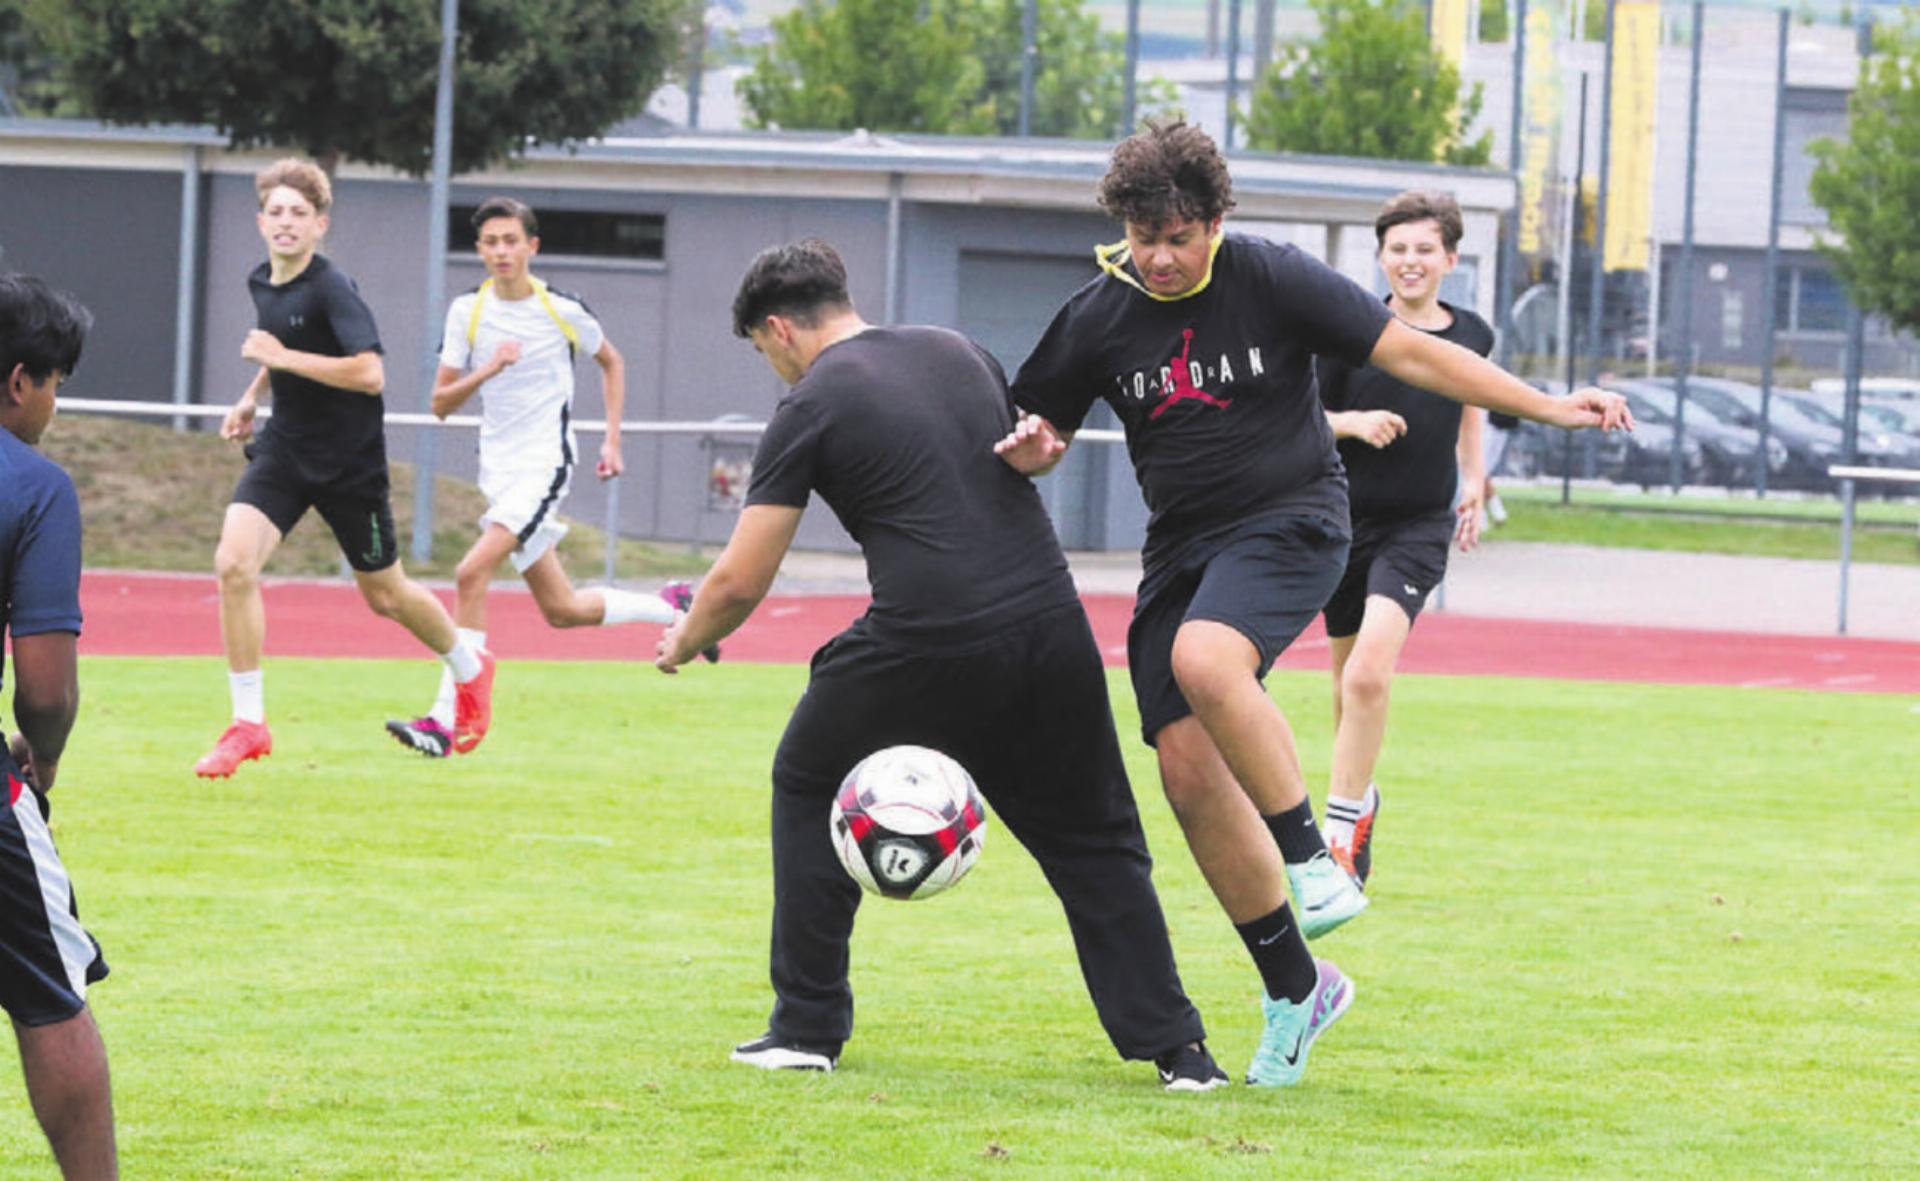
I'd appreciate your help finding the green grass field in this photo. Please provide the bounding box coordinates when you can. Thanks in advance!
[3,659,1915,1179]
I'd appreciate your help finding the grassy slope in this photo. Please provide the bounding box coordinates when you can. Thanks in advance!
[39,415,706,580]
[1,661,1913,1179]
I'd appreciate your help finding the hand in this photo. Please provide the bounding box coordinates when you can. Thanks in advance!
[1454,481,1484,553]
[241,329,287,369]
[8,732,51,793]
[596,438,624,481]
[1350,409,1408,449]
[221,398,258,441]
[655,614,693,674]
[1550,387,1635,432]
[486,340,523,374]
[992,413,1066,474]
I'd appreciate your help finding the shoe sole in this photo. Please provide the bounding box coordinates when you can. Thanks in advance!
[1162,1074,1231,1093]
[1300,890,1369,940]
[730,1047,834,1072]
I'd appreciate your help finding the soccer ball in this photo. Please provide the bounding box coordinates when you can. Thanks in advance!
[830,745,988,900]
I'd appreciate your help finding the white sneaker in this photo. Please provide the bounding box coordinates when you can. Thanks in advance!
[730,1033,838,1072]
[1286,851,1369,940]
[1487,495,1508,525]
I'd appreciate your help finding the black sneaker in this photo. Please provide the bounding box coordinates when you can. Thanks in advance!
[730,1032,838,1072]
[385,717,453,758]
[660,581,721,663]
[1154,1041,1230,1093]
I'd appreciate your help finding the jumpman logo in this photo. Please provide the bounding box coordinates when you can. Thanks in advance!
[1150,329,1234,420]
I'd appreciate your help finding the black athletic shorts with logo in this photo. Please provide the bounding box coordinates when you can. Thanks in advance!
[1,750,109,1027]
[232,442,399,573]
[1322,509,1455,638]
[1128,511,1350,746]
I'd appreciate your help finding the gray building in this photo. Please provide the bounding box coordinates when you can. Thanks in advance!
[0,119,1512,552]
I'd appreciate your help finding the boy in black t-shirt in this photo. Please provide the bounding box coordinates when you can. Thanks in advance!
[657,239,1227,1092]
[194,159,493,778]
[1315,190,1495,886]
[998,122,1630,1086]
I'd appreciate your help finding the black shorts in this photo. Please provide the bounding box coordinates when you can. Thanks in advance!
[1127,512,1350,746]
[1322,510,1454,638]
[1,752,108,1027]
[232,444,398,573]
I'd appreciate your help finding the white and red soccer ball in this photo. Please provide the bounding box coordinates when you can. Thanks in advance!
[830,745,988,900]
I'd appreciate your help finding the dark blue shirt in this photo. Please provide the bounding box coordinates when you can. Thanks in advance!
[1,429,84,699]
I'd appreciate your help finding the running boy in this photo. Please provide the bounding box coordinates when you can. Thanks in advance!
[196,159,492,778]
[386,197,688,758]
[997,121,1630,1085]
[1317,190,1494,885]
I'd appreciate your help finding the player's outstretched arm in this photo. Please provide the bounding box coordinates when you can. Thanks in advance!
[243,329,385,395]
[656,504,803,674]
[1369,319,1633,433]
[593,340,626,479]
[1327,409,1407,449]
[993,412,1072,476]
[9,631,77,792]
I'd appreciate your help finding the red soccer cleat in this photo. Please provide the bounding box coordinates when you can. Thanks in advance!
[453,650,496,754]
[194,720,273,779]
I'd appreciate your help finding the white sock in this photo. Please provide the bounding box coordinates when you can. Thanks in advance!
[229,670,265,725]
[1323,784,1374,845]
[598,587,676,626]
[444,628,485,685]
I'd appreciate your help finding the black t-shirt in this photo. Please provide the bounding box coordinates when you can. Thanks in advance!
[1317,300,1495,522]
[1011,233,1392,573]
[746,325,1080,643]
[247,254,387,483]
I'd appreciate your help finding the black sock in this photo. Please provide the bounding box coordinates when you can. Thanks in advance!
[1264,797,1327,865]
[1234,902,1317,1003]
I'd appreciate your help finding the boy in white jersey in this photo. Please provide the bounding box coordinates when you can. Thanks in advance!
[387,197,689,758]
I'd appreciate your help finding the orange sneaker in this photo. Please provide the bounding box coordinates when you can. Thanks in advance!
[452,650,496,754]
[194,720,272,778]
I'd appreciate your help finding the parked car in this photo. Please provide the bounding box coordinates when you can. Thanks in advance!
[1647,377,1841,490]
[1606,379,1786,488]
[1496,379,1632,482]
[1782,392,1920,470]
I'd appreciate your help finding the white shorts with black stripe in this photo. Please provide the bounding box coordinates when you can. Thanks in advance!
[480,462,574,573]
[1,765,108,1027]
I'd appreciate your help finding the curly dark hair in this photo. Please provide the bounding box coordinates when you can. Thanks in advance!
[1374,190,1464,252]
[731,238,853,338]
[1096,119,1236,228]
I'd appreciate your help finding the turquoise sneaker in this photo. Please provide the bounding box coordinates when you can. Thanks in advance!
[1246,959,1354,1087]
[1287,850,1369,939]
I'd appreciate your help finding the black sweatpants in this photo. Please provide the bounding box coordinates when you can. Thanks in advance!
[765,602,1205,1061]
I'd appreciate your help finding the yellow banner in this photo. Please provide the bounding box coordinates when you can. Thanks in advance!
[1430,0,1471,68]
[1517,4,1562,258]
[1604,0,1660,272]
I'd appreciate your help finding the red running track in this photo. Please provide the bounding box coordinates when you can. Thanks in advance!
[76,570,1920,694]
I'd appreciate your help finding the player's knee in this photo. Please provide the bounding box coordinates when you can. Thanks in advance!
[537,596,592,628]
[358,582,405,619]
[454,555,493,600]
[1342,660,1393,711]
[213,545,259,590]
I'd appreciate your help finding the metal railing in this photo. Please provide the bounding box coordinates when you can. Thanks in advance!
[1829,464,1920,635]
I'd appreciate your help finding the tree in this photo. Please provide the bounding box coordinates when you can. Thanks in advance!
[737,0,990,134]
[23,0,693,175]
[1808,15,1920,334]
[1243,0,1492,166]
[738,0,1168,138]
[0,0,73,115]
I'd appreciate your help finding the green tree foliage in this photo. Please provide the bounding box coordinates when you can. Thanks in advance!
[22,0,693,175]
[0,0,73,115]
[1808,15,1920,333]
[1244,0,1493,166]
[738,0,1167,137]
[1478,0,1509,44]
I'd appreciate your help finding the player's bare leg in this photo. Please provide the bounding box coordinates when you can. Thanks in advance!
[1168,620,1366,938]
[452,524,519,633]
[358,562,493,753]
[1325,597,1411,883]
[14,1010,117,1180]
[197,504,282,777]
[213,503,281,675]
